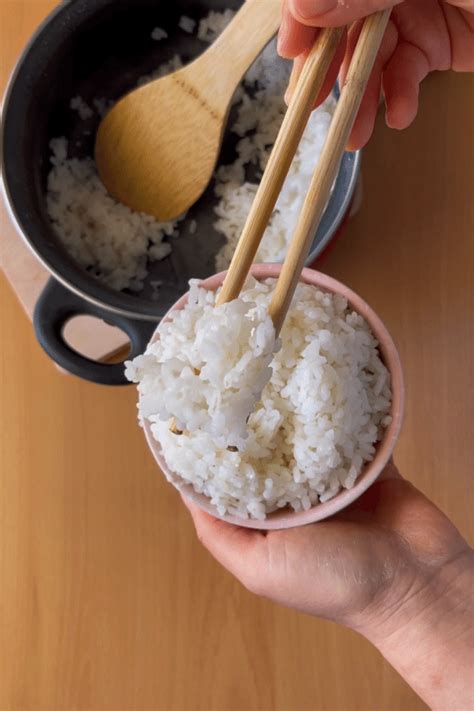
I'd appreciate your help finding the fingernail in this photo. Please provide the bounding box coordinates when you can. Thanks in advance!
[292,0,337,19]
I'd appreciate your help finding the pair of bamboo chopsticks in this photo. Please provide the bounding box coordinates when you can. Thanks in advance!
[170,10,390,436]
[217,9,391,335]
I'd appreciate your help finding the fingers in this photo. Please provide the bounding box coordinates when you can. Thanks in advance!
[283,18,398,150]
[181,496,267,590]
[378,458,403,481]
[284,31,347,106]
[278,0,319,58]
[383,41,430,130]
[288,0,403,28]
[442,4,474,72]
[335,460,403,520]
[280,0,444,147]
[340,18,398,150]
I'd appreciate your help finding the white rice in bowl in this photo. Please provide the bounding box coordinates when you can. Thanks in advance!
[126,278,392,521]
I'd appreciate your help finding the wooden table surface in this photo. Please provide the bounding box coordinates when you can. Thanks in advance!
[1,2,473,710]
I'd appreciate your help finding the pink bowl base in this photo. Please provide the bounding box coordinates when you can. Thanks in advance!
[143,265,405,530]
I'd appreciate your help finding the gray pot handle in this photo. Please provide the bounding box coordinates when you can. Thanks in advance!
[34,278,157,385]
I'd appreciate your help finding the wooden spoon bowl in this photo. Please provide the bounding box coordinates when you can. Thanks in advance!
[95,0,281,221]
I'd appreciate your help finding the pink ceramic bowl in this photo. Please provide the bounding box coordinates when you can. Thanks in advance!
[143,265,405,530]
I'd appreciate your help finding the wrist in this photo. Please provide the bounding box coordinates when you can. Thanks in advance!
[355,549,474,709]
[363,549,473,643]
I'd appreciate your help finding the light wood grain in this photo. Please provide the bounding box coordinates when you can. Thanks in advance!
[269,10,391,334]
[95,0,281,221]
[217,26,343,306]
[1,2,473,711]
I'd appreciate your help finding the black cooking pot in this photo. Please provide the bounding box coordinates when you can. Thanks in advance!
[2,0,360,385]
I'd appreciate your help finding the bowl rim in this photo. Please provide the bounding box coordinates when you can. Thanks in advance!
[142,264,405,529]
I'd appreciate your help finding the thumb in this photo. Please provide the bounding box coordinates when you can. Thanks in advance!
[289,0,402,27]
[181,494,267,587]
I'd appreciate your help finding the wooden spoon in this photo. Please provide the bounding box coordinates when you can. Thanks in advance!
[95,0,281,222]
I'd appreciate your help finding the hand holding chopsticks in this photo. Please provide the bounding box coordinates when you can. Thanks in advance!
[219,9,391,334]
[216,25,344,305]
[268,10,391,334]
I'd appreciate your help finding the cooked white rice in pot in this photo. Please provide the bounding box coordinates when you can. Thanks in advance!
[126,278,392,521]
[45,11,336,292]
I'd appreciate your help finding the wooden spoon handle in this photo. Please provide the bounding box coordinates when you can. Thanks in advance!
[217,26,344,306]
[268,9,391,335]
[195,0,282,108]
